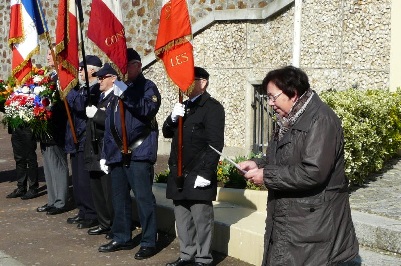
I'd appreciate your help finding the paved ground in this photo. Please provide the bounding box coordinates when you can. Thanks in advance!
[0,126,251,266]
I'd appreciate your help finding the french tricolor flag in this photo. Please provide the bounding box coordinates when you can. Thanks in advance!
[9,0,48,83]
[88,0,127,75]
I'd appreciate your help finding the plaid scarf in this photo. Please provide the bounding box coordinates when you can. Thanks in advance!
[274,89,314,141]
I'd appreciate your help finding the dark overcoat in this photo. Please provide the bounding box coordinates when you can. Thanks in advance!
[84,91,113,171]
[162,92,225,201]
[256,93,359,266]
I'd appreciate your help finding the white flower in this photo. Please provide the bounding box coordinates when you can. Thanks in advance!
[33,75,43,83]
[21,86,31,94]
[34,86,45,95]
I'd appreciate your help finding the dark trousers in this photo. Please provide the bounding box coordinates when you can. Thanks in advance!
[90,171,114,229]
[110,161,157,247]
[11,127,38,190]
[70,152,97,219]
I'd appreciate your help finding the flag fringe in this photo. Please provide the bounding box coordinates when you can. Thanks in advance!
[154,35,192,57]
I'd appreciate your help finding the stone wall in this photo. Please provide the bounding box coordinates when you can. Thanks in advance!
[0,0,392,155]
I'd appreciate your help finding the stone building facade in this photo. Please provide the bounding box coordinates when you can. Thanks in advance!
[0,0,393,155]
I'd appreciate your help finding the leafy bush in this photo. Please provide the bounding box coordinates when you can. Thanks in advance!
[320,88,401,185]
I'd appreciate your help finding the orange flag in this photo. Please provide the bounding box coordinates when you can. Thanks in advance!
[155,0,194,92]
[55,0,79,97]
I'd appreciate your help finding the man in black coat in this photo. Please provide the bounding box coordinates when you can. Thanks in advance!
[84,63,116,238]
[163,67,225,266]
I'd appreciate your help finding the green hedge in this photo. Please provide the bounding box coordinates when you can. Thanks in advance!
[156,89,401,188]
[320,88,401,185]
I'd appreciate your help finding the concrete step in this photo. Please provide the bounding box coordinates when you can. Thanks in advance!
[131,184,401,265]
[356,246,401,266]
[352,211,401,254]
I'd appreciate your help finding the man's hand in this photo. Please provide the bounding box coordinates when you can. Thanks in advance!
[170,103,185,123]
[113,80,128,97]
[100,159,109,174]
[194,175,211,188]
[86,105,98,118]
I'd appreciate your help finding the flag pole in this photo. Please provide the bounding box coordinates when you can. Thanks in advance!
[45,37,78,145]
[176,90,184,190]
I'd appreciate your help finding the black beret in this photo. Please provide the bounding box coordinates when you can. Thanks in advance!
[194,66,209,80]
[79,55,102,67]
[92,63,118,77]
[127,48,141,62]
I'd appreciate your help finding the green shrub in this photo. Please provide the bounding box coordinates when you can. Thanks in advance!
[320,88,401,185]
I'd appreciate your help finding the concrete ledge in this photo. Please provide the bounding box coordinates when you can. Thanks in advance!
[352,211,401,254]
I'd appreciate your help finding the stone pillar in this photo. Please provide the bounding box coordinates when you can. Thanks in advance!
[390,1,401,91]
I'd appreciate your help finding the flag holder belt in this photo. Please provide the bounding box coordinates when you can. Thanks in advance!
[109,106,152,155]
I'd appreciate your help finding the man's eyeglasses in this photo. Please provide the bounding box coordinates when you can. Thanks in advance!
[79,67,83,71]
[267,91,283,102]
[98,75,113,81]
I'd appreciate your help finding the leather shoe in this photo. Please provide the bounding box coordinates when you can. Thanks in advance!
[105,232,113,240]
[46,207,65,215]
[194,263,211,266]
[21,189,38,200]
[6,188,26,198]
[98,240,134,253]
[37,204,51,212]
[134,246,157,260]
[88,226,110,235]
[77,219,99,229]
[166,257,194,266]
[67,215,84,224]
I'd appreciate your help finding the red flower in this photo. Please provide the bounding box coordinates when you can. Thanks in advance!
[37,69,45,75]
[49,84,56,91]
[41,98,50,107]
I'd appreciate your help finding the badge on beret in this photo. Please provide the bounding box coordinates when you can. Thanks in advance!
[151,95,158,103]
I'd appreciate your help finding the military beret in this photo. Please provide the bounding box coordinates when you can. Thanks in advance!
[195,66,209,80]
[79,55,102,67]
[127,48,141,62]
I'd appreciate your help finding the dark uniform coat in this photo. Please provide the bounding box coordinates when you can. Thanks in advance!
[102,74,161,164]
[162,92,225,201]
[65,83,100,153]
[84,91,113,171]
[256,94,359,266]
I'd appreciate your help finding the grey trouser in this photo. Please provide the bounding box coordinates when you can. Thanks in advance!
[173,200,214,264]
[41,144,68,208]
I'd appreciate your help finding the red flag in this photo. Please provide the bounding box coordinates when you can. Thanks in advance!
[9,0,48,83]
[55,0,79,97]
[155,0,194,92]
[88,0,127,75]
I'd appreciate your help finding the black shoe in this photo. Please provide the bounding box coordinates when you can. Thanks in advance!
[20,189,38,200]
[77,219,99,229]
[98,240,134,253]
[46,207,66,215]
[166,258,194,266]
[134,246,157,260]
[105,232,113,240]
[67,215,84,224]
[88,226,110,235]
[6,188,26,198]
[37,204,51,212]
[194,263,211,266]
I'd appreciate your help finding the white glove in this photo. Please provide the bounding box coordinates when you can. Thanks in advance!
[100,159,109,174]
[86,105,98,118]
[113,80,128,97]
[170,103,185,122]
[194,175,211,188]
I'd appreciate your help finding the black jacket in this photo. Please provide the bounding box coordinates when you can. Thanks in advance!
[84,91,113,171]
[163,92,225,201]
